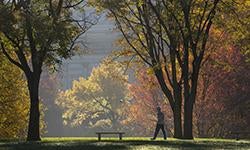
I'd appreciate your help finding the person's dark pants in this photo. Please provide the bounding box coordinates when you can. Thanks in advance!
[153,124,167,139]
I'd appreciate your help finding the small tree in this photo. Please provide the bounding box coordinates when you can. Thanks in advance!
[56,61,130,130]
[0,0,94,141]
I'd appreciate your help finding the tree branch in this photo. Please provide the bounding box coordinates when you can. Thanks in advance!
[110,9,153,67]
[0,42,24,70]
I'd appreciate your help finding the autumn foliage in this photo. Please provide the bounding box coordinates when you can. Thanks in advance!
[121,36,250,138]
[194,31,250,138]
[122,69,173,136]
[0,54,29,138]
[56,61,129,131]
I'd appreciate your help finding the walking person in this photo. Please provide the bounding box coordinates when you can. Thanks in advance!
[151,106,167,140]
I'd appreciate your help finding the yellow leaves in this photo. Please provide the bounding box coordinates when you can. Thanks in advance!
[246,0,250,6]
[146,63,163,75]
[146,67,154,75]
[137,0,144,7]
[92,119,112,128]
[56,60,130,128]
[0,54,29,138]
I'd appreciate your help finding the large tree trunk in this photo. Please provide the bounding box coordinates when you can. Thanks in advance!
[173,105,182,138]
[183,66,199,139]
[154,69,183,138]
[26,73,41,141]
[183,98,194,139]
[173,87,183,138]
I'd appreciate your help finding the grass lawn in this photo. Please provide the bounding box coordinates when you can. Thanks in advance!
[0,137,250,150]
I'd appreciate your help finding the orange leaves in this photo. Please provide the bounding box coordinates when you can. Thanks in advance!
[124,68,173,136]
[194,34,250,137]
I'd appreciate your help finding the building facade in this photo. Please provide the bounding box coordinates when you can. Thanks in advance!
[60,15,120,89]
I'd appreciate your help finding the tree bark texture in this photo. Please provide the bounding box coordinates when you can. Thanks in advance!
[26,73,41,141]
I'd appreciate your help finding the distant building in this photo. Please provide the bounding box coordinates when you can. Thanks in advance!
[60,15,120,89]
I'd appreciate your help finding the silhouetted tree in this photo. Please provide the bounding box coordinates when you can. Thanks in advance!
[0,0,94,141]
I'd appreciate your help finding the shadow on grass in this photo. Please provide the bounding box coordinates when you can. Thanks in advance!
[0,140,250,150]
[0,141,127,150]
[120,140,250,149]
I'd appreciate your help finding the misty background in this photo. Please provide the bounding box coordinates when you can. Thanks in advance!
[40,11,125,137]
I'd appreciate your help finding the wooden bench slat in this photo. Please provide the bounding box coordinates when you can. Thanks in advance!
[96,131,125,141]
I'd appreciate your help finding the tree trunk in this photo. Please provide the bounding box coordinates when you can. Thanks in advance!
[173,105,182,138]
[183,98,194,139]
[173,86,183,138]
[27,74,41,141]
[154,69,183,138]
[183,62,200,139]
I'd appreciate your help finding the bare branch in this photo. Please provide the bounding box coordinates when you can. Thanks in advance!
[110,9,153,66]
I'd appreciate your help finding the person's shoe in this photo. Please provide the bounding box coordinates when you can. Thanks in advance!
[150,138,156,140]
[164,138,167,140]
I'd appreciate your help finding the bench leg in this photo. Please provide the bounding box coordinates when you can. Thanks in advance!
[119,133,122,140]
[98,134,101,141]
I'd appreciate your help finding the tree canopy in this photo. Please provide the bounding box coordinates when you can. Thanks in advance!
[56,61,130,130]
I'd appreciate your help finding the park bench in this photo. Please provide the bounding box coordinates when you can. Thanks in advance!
[232,131,250,140]
[96,131,125,141]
